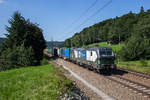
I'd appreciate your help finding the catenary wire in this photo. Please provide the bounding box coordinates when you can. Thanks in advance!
[68,0,112,35]
[58,0,99,40]
[62,0,98,33]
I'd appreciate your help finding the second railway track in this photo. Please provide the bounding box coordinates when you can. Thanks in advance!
[105,75,150,98]
[118,67,150,80]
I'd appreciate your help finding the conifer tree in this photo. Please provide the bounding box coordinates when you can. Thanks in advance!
[0,12,46,70]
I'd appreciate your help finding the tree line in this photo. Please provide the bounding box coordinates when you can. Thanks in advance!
[64,7,150,61]
[0,12,46,71]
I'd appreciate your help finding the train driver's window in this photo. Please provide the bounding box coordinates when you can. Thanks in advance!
[91,51,92,56]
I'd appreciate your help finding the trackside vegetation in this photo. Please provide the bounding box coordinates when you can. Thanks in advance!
[118,60,150,74]
[0,64,74,100]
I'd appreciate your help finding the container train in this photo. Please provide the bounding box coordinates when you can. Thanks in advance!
[45,47,116,72]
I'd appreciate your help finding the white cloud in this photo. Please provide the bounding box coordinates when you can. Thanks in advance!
[0,0,4,4]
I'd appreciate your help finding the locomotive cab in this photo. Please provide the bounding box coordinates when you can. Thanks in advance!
[98,47,116,69]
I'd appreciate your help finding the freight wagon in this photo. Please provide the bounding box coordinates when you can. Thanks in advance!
[60,48,70,59]
[45,47,53,56]
[45,47,59,57]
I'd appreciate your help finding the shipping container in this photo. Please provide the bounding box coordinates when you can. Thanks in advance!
[80,49,86,60]
[77,48,86,60]
[46,47,53,54]
[61,48,70,59]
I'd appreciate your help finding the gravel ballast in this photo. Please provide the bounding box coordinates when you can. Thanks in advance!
[56,58,150,100]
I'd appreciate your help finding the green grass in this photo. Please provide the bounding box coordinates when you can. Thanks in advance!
[0,64,73,100]
[82,42,124,52]
[117,60,150,74]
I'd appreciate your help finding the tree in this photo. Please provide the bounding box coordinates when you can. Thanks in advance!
[5,12,46,64]
[120,11,150,61]
[23,21,46,64]
[17,44,35,66]
[119,37,150,61]
[140,6,144,13]
[0,11,46,70]
[63,7,150,60]
[4,12,26,48]
[0,44,35,70]
[64,38,71,47]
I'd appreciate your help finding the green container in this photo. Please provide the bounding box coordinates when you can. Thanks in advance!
[46,48,53,54]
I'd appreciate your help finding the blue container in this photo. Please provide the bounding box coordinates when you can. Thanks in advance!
[77,48,86,60]
[77,48,83,59]
[65,48,70,58]
[60,48,64,57]
[61,48,70,59]
[81,50,86,60]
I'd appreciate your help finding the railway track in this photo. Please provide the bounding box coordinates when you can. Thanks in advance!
[118,68,150,80]
[57,59,150,99]
[106,75,150,98]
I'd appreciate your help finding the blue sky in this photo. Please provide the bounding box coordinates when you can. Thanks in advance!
[0,0,150,41]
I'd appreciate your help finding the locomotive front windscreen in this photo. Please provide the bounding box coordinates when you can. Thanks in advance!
[100,50,114,56]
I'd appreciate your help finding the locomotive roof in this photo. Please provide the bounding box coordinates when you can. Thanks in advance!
[86,47,112,51]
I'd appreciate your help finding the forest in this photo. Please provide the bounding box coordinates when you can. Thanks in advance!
[64,7,150,61]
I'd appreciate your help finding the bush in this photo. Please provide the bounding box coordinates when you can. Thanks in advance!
[119,37,150,61]
[94,44,99,47]
[41,58,49,65]
[0,48,18,70]
[17,44,36,66]
[0,44,37,71]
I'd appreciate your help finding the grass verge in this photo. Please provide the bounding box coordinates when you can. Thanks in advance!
[117,60,150,74]
[0,64,73,100]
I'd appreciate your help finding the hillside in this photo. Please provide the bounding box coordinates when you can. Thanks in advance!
[64,7,150,61]
[64,8,150,48]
